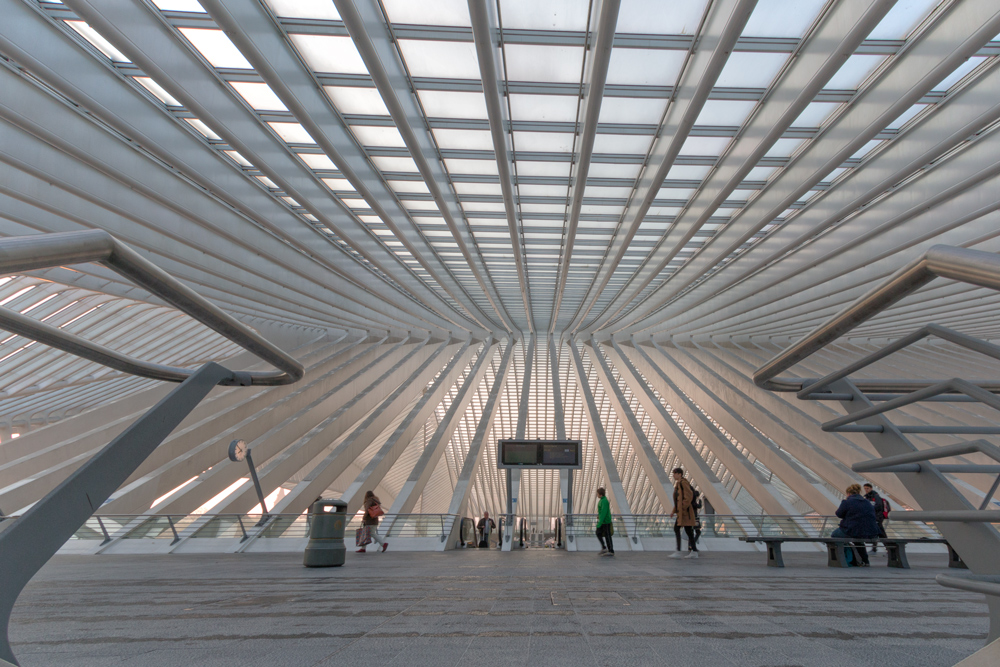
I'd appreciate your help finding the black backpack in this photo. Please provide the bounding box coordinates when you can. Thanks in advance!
[691,487,703,510]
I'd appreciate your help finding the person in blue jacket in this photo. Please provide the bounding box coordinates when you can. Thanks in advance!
[832,483,879,566]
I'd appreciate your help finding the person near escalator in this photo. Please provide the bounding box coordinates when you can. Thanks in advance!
[476,512,496,548]
[833,484,878,566]
[863,483,888,553]
[669,468,699,559]
[596,487,615,557]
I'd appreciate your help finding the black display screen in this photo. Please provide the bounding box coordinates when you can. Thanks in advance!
[498,440,582,468]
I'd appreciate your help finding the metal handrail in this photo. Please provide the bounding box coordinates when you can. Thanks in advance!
[753,245,1000,393]
[0,231,302,385]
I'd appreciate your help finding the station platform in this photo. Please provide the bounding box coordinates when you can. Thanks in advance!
[10,550,988,666]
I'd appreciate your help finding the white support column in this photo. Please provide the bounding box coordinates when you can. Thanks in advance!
[445,341,514,550]
[503,336,534,550]
[568,338,640,550]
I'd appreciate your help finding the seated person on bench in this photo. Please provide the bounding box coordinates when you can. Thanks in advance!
[833,483,879,567]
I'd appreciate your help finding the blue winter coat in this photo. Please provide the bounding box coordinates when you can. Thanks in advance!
[836,494,879,538]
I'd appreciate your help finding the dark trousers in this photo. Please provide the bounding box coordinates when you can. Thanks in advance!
[596,523,614,553]
[831,527,870,565]
[674,523,697,551]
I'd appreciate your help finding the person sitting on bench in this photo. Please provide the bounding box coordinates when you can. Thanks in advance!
[832,483,879,567]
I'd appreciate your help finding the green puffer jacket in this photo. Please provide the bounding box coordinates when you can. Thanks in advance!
[597,496,612,526]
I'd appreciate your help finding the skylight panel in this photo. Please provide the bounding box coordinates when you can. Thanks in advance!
[298,153,338,169]
[184,118,220,140]
[256,175,278,188]
[224,150,252,167]
[657,187,696,200]
[592,134,653,154]
[503,45,585,83]
[513,132,574,153]
[932,56,988,92]
[509,94,578,122]
[351,125,407,147]
[372,156,420,173]
[325,87,391,116]
[433,129,496,151]
[741,0,825,38]
[790,102,840,127]
[587,163,641,179]
[445,158,499,175]
[230,82,287,111]
[763,137,806,158]
[152,0,205,11]
[616,0,708,34]
[744,166,776,180]
[886,104,928,130]
[417,90,489,119]
[134,77,180,106]
[268,122,316,144]
[597,96,666,125]
[716,52,788,88]
[678,136,731,156]
[397,40,481,79]
[692,100,755,127]
[515,161,572,177]
[849,139,883,160]
[867,0,940,40]
[499,0,590,30]
[824,54,886,89]
[517,184,568,197]
[289,35,369,74]
[463,202,508,212]
[606,48,687,86]
[390,180,431,193]
[264,0,340,20]
[178,28,252,69]
[322,177,356,192]
[382,0,472,26]
[665,165,713,180]
[65,21,130,62]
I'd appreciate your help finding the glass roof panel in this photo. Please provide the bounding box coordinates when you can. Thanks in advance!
[445,158,499,175]
[606,48,687,86]
[433,129,496,150]
[382,0,472,26]
[592,134,654,155]
[372,156,420,172]
[678,136,731,156]
[417,90,489,119]
[763,138,806,158]
[289,35,369,74]
[66,21,130,62]
[152,0,204,10]
[513,132,574,153]
[230,82,287,112]
[867,0,941,40]
[389,180,431,193]
[932,56,988,92]
[178,28,252,69]
[665,165,713,180]
[503,45,585,83]
[268,122,316,144]
[825,55,887,90]
[741,0,825,38]
[716,52,788,88]
[509,94,579,122]
[350,125,407,147]
[616,0,708,34]
[515,161,572,177]
[517,184,568,197]
[298,153,338,170]
[598,97,667,124]
[184,118,220,140]
[791,102,840,127]
[397,40,482,79]
[499,0,591,31]
[454,182,501,195]
[886,104,928,130]
[694,100,757,126]
[324,87,390,116]
[134,77,180,106]
[587,163,641,179]
[264,0,341,20]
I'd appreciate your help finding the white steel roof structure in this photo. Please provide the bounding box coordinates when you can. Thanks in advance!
[2,0,1000,522]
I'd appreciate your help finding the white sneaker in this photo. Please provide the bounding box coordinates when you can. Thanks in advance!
[684,551,699,559]
[668,551,684,559]
[598,548,608,555]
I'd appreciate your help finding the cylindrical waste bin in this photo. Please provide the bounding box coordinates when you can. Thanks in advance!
[303,498,347,567]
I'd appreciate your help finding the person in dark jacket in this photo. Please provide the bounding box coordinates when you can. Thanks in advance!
[833,483,879,566]
[863,483,888,553]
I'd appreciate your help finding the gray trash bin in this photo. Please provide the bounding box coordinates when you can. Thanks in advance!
[303,498,347,567]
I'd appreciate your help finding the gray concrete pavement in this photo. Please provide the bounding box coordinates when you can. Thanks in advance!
[9,549,988,666]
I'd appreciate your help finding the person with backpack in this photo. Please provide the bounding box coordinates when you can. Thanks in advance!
[669,468,699,559]
[595,487,614,557]
[357,490,387,553]
[863,483,889,553]
[833,484,879,566]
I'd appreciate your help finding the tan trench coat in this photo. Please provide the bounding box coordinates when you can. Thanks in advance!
[672,478,697,527]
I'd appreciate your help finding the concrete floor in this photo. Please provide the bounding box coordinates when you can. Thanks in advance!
[8,549,989,666]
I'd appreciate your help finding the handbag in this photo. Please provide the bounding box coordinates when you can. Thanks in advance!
[355,527,372,547]
[367,503,384,518]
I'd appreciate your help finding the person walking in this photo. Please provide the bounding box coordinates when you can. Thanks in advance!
[669,468,699,559]
[357,490,388,553]
[595,487,614,557]
[832,483,879,566]
[863,483,888,553]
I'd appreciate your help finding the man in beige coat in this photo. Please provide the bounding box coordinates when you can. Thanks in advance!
[669,468,699,559]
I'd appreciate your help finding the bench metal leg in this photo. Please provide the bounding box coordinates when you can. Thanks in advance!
[948,543,968,569]
[827,543,851,568]
[765,541,784,568]
[884,541,910,569]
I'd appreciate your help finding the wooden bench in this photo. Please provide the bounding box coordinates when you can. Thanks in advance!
[739,536,965,569]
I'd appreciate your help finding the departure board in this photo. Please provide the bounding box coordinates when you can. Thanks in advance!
[498,440,582,468]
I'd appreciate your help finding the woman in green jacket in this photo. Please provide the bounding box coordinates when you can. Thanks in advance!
[596,487,614,557]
